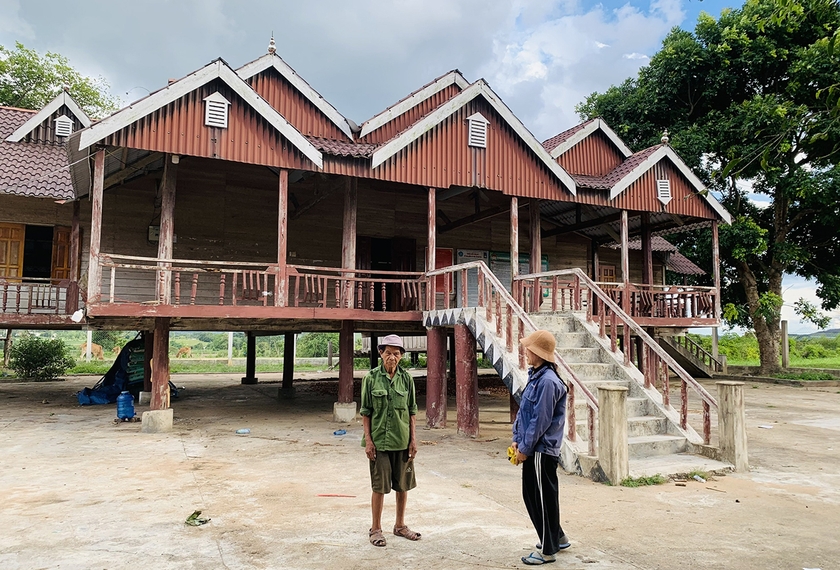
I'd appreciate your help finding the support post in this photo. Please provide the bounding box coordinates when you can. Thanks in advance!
[327,339,333,368]
[279,332,296,399]
[455,323,479,437]
[598,385,629,485]
[150,318,170,411]
[369,334,378,370]
[716,381,749,472]
[427,188,436,308]
[227,332,233,366]
[86,330,92,362]
[157,154,178,304]
[276,168,288,307]
[335,320,357,421]
[2,329,11,368]
[143,330,154,392]
[87,148,105,304]
[426,327,447,428]
[510,197,519,283]
[530,199,541,311]
[620,209,629,312]
[712,221,721,320]
[241,332,258,384]
[341,178,357,306]
[448,333,456,380]
[641,213,652,286]
[781,320,789,369]
[67,200,81,313]
[712,327,719,361]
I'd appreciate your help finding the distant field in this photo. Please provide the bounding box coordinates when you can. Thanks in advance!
[726,357,840,369]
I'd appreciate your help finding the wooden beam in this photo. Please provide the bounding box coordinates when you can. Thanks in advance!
[541,212,622,238]
[439,206,502,234]
[621,209,630,313]
[276,169,288,307]
[436,208,451,226]
[530,200,541,274]
[290,176,341,220]
[151,317,170,410]
[510,197,519,280]
[712,221,721,320]
[157,155,178,304]
[428,188,437,306]
[103,152,163,189]
[87,148,105,304]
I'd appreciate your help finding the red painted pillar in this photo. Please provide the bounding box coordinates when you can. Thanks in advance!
[143,330,154,392]
[151,317,170,410]
[426,327,447,428]
[455,323,479,437]
[338,320,354,403]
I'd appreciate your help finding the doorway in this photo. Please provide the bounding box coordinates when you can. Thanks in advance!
[357,236,417,310]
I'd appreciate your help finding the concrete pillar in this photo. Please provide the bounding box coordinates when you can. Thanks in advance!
[279,332,295,399]
[241,332,258,384]
[455,323,479,437]
[426,327,447,428]
[597,385,629,485]
[781,320,789,369]
[151,317,170,411]
[335,320,357,421]
[712,327,719,360]
[717,381,749,472]
[327,339,333,368]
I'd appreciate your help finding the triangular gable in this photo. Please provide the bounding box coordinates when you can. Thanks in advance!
[237,53,355,141]
[5,91,91,142]
[359,70,469,141]
[544,117,632,159]
[78,59,322,168]
[610,145,731,223]
[370,79,577,196]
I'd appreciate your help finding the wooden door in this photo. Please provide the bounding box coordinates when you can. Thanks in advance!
[51,226,72,281]
[0,223,25,279]
[599,265,616,283]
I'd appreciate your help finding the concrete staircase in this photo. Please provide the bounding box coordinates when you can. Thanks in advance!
[530,312,732,478]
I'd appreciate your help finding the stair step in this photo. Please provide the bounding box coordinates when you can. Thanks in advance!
[530,314,579,332]
[629,454,734,478]
[566,362,621,379]
[628,434,688,458]
[551,332,594,348]
[554,347,606,363]
[574,415,666,440]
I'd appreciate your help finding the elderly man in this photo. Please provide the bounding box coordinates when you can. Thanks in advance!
[360,334,421,547]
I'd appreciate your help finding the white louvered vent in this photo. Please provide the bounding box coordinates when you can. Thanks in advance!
[467,112,489,148]
[204,92,231,129]
[656,179,672,206]
[54,115,73,137]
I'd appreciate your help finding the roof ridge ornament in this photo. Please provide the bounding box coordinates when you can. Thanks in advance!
[268,34,276,55]
[661,129,670,145]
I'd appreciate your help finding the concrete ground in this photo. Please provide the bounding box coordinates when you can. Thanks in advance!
[1,373,838,570]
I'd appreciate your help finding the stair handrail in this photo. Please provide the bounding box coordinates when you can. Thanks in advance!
[672,335,724,373]
[426,261,599,455]
[516,268,717,444]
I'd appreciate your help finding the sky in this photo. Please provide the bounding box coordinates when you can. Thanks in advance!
[1,0,836,334]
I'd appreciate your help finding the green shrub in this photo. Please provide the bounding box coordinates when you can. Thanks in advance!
[620,474,667,487]
[800,344,829,359]
[9,335,75,380]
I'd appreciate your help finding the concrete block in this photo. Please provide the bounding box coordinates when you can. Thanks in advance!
[241,377,259,385]
[333,401,357,422]
[138,391,151,405]
[141,408,173,433]
[278,386,296,400]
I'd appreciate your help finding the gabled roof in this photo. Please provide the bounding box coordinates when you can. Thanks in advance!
[542,117,632,159]
[5,91,91,142]
[606,235,705,275]
[0,106,74,199]
[359,70,469,139]
[78,59,323,168]
[608,144,731,223]
[237,52,356,141]
[370,79,577,195]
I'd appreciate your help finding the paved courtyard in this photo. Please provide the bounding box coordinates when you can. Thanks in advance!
[1,374,838,569]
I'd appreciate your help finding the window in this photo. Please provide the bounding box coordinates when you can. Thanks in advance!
[467,113,489,148]
[204,92,231,129]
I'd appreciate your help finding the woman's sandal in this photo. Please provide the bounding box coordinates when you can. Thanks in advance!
[393,525,422,541]
[369,528,386,547]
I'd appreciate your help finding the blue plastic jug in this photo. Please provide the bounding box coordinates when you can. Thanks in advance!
[117,391,135,420]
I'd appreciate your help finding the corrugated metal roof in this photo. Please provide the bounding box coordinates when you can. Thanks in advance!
[0,107,75,200]
[542,118,596,151]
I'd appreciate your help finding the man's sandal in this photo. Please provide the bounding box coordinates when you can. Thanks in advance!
[521,551,556,565]
[369,528,386,547]
[393,525,422,541]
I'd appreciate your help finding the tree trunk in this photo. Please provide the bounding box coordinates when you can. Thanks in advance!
[736,261,781,375]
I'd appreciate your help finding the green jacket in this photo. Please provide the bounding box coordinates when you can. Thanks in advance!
[360,364,417,451]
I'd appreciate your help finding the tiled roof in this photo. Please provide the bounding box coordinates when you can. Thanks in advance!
[605,235,705,275]
[306,136,378,158]
[665,251,705,275]
[570,144,661,190]
[541,118,596,151]
[0,107,75,200]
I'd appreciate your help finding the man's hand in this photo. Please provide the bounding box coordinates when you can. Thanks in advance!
[408,440,418,461]
[515,450,528,463]
[365,440,377,461]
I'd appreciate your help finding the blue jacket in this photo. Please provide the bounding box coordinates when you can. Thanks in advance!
[512,363,568,457]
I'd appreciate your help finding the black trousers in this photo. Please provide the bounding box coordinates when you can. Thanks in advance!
[522,452,567,555]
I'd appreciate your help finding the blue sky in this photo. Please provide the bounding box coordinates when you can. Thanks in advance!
[1,0,833,333]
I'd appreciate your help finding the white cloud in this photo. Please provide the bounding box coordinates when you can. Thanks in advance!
[781,275,840,334]
[623,52,649,60]
[0,0,34,40]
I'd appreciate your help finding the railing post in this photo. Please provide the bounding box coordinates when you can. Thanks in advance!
[567,385,577,441]
[680,379,688,430]
[505,304,513,353]
[109,267,116,304]
[461,268,468,307]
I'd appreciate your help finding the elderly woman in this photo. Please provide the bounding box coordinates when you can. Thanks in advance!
[512,329,570,565]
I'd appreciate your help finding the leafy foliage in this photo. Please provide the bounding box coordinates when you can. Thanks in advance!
[620,474,668,487]
[296,333,340,358]
[0,42,118,118]
[9,335,75,380]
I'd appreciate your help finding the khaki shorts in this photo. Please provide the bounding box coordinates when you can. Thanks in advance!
[369,449,417,494]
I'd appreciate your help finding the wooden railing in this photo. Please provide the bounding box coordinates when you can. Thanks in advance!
[97,254,426,311]
[426,261,599,456]
[516,269,717,444]
[1,278,80,315]
[673,335,726,374]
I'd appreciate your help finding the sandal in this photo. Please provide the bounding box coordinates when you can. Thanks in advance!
[393,525,422,541]
[369,528,386,547]
[522,551,556,565]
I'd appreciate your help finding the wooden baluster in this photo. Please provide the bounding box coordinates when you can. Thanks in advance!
[518,319,525,369]
[662,358,670,407]
[495,291,502,336]
[461,271,468,307]
[610,311,617,353]
[262,273,269,306]
[380,281,386,311]
[322,277,328,308]
[444,274,450,309]
[232,271,238,306]
[702,400,711,445]
[644,346,653,389]
[158,270,165,303]
[15,284,21,313]
[174,272,181,306]
[218,274,226,305]
[2,282,7,312]
[588,408,596,456]
[357,281,363,309]
[505,304,513,352]
[533,277,540,312]
[294,275,300,307]
[478,274,484,308]
[335,279,341,308]
[369,280,374,311]
[573,275,581,310]
[551,276,558,311]
[567,385,576,441]
[623,322,631,366]
[680,379,688,430]
[599,307,606,339]
[189,274,198,305]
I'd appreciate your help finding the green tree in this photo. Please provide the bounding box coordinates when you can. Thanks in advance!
[0,42,118,118]
[296,333,339,358]
[577,0,840,373]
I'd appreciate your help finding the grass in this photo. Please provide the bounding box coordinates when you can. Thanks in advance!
[619,474,667,487]
[727,356,840,369]
[773,371,837,381]
[688,470,710,481]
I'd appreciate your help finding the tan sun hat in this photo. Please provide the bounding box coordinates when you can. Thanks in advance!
[520,330,556,362]
[377,334,405,353]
